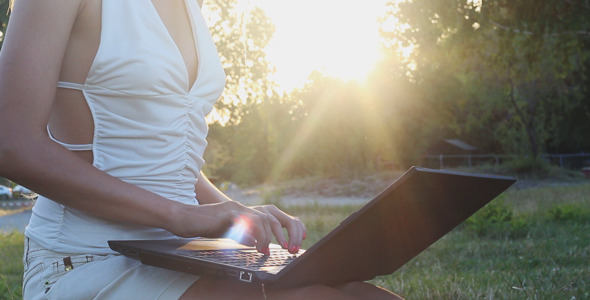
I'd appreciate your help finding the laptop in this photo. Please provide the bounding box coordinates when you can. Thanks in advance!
[109,166,516,290]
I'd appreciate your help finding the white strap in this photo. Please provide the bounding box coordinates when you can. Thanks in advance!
[47,127,93,151]
[57,81,85,91]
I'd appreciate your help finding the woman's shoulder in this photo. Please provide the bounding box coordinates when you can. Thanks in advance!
[6,0,88,35]
[0,0,91,93]
[10,0,87,15]
[4,0,92,47]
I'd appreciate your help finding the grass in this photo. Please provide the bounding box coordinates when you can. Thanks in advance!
[286,182,590,299]
[0,230,23,300]
[2,182,589,299]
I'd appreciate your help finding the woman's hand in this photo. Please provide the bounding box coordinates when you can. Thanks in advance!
[168,201,306,255]
[252,204,306,254]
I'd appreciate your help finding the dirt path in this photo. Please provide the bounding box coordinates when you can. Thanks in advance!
[0,209,32,233]
[225,188,369,207]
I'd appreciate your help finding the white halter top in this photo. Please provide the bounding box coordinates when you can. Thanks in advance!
[26,0,226,253]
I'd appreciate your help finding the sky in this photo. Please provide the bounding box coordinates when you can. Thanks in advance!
[252,0,389,91]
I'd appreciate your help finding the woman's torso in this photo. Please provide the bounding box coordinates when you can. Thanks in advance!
[26,0,226,254]
[50,0,199,158]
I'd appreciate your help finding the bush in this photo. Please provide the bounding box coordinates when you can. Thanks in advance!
[547,204,590,223]
[505,156,552,176]
[465,201,529,239]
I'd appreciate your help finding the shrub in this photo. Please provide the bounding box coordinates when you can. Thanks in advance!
[465,201,529,239]
[505,156,552,176]
[547,204,590,223]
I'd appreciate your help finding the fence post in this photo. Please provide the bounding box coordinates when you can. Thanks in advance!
[439,154,444,169]
[560,155,564,168]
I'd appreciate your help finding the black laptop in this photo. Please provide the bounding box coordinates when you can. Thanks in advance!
[109,167,516,290]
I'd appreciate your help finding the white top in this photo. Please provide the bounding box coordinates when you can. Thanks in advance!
[26,0,226,254]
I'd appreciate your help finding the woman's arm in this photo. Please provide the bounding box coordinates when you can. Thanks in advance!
[0,0,187,231]
[0,0,221,242]
[194,172,233,204]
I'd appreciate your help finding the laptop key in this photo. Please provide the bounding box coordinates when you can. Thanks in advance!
[176,248,303,271]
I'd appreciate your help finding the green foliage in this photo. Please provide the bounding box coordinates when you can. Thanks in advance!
[505,156,553,176]
[0,0,9,48]
[465,200,529,239]
[205,0,276,125]
[547,203,590,223]
[0,231,23,300]
[269,75,387,179]
[502,156,587,180]
[382,0,590,159]
[202,0,284,185]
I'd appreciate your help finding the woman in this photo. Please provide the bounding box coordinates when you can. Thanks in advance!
[0,0,402,299]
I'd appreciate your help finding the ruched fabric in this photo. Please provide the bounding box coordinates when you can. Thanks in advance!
[26,0,226,254]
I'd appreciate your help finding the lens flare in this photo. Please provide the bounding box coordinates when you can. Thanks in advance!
[223,215,251,244]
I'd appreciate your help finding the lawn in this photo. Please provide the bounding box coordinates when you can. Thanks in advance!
[1,182,589,299]
[0,230,23,300]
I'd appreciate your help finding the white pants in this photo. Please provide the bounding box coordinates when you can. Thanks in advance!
[22,238,200,300]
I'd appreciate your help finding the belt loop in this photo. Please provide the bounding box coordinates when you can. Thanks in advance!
[63,256,74,271]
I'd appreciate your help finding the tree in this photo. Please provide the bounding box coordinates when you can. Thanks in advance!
[204,0,276,124]
[202,0,281,184]
[381,0,590,158]
[0,0,9,49]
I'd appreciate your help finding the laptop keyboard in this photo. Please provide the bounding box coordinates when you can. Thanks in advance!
[177,248,303,271]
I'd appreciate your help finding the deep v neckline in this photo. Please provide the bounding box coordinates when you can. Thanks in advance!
[149,0,200,92]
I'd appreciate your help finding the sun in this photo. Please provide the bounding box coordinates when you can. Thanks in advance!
[255,0,388,91]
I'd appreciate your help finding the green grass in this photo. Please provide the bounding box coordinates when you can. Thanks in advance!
[285,182,590,299]
[2,182,589,299]
[0,231,23,300]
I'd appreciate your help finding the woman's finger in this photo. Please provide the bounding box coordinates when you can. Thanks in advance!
[285,217,305,253]
[255,206,289,249]
[251,213,274,255]
[255,205,306,254]
[237,212,271,255]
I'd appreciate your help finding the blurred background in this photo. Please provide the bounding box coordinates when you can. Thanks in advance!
[1,0,589,187]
